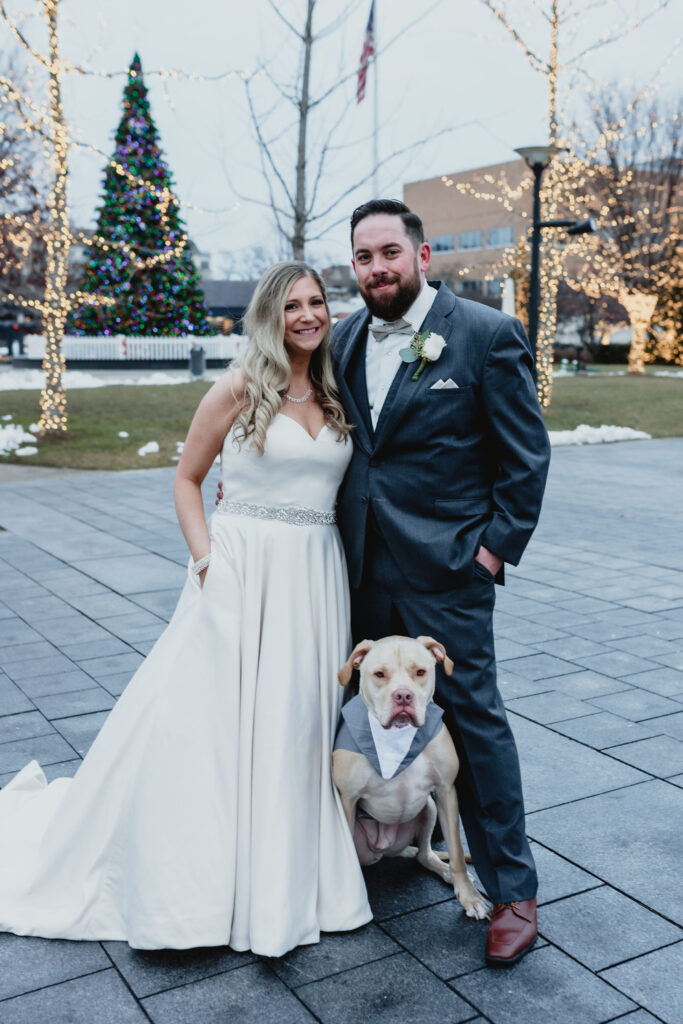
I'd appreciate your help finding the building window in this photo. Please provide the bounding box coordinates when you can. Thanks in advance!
[459,279,483,294]
[457,230,482,251]
[487,225,515,248]
[431,234,454,253]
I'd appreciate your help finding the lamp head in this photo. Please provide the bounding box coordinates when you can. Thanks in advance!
[567,217,598,236]
[514,144,564,169]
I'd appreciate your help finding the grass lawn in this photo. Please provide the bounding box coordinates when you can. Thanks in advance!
[0,382,213,470]
[545,373,683,437]
[1,371,681,470]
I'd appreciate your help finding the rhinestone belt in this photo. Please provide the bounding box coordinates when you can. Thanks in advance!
[216,499,336,526]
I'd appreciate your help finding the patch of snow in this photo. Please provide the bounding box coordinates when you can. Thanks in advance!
[175,441,184,453]
[132,371,191,387]
[28,423,40,433]
[118,430,129,438]
[1,413,12,420]
[0,423,37,455]
[549,424,651,447]
[653,369,683,378]
[137,441,160,456]
[0,367,223,391]
[15,446,38,457]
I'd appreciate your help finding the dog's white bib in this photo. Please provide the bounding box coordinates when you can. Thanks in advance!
[368,712,418,779]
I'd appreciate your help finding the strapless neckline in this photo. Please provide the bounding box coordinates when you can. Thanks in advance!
[220,407,351,515]
[277,412,332,443]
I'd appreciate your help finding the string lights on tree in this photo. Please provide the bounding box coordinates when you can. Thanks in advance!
[69,54,212,337]
[438,0,674,406]
[560,92,681,373]
[0,0,250,435]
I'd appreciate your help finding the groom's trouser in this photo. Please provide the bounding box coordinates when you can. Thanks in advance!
[350,519,537,904]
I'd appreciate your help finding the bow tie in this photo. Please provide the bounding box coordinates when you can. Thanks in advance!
[369,318,415,342]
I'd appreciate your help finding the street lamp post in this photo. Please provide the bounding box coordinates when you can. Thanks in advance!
[514,146,561,369]
[514,145,597,379]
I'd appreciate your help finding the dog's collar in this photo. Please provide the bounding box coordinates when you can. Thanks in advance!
[334,695,444,778]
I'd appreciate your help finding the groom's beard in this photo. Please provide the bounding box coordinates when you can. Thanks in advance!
[358,260,422,322]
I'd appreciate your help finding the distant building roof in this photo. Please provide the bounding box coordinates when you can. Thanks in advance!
[202,279,258,309]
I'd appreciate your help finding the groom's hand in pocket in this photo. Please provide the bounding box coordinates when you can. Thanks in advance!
[475,544,503,577]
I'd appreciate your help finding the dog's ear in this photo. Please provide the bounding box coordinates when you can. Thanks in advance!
[416,636,454,676]
[338,639,374,686]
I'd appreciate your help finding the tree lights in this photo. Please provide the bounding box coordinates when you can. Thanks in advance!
[0,1,248,434]
[443,0,679,405]
[68,54,211,338]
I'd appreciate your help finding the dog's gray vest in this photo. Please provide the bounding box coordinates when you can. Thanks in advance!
[334,695,444,778]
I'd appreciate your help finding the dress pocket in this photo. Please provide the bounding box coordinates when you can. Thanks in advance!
[187,556,205,593]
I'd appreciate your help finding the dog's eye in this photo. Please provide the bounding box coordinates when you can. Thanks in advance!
[374,670,385,678]
[415,669,426,677]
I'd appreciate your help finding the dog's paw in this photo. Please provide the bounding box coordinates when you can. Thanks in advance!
[463,895,491,921]
[455,880,492,920]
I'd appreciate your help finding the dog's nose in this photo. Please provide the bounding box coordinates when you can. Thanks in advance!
[393,689,414,707]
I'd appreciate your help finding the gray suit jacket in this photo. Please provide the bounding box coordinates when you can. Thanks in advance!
[332,281,551,592]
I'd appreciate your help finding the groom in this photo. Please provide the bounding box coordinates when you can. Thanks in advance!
[333,199,550,965]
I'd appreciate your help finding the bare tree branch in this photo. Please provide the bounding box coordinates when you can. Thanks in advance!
[309,0,448,110]
[478,0,548,73]
[566,3,674,66]
[305,96,354,218]
[0,2,50,68]
[245,77,296,210]
[315,0,365,40]
[308,121,480,225]
[265,0,305,41]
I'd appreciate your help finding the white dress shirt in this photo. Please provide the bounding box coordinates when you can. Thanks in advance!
[365,283,438,428]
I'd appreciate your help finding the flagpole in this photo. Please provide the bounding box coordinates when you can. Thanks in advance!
[372,1,379,197]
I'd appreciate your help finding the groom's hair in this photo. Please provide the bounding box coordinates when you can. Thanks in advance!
[350,199,425,252]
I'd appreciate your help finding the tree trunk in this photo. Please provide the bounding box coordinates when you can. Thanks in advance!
[621,290,658,374]
[39,0,70,435]
[535,0,561,408]
[292,0,314,261]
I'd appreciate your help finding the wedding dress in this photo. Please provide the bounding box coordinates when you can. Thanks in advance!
[0,413,371,957]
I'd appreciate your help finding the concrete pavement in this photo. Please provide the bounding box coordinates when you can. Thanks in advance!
[0,439,682,1023]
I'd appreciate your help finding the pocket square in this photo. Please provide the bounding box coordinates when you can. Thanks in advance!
[430,378,459,390]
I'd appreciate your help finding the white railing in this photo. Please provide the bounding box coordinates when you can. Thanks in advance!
[23,334,245,361]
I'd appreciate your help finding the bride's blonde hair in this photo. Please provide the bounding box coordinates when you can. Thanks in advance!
[233,261,351,455]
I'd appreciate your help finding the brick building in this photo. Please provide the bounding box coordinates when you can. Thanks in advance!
[403,159,531,307]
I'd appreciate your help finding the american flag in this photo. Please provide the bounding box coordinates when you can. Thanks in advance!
[356,1,375,104]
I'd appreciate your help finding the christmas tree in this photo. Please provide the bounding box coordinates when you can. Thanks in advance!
[70,54,212,336]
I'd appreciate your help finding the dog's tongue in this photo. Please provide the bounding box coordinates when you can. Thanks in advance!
[392,712,414,729]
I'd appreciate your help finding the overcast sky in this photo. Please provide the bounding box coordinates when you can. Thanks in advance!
[4,0,681,271]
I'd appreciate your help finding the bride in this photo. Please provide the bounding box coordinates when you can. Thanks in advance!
[0,262,372,957]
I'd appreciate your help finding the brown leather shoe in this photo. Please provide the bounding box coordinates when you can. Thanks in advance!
[485,898,537,965]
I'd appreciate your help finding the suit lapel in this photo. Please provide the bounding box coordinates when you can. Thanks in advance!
[373,283,457,450]
[337,312,373,451]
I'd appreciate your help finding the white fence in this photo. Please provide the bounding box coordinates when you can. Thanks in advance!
[23,334,245,361]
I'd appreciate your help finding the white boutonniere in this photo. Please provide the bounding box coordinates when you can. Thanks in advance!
[399,330,447,381]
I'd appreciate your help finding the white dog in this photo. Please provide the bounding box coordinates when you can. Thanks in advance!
[333,635,490,920]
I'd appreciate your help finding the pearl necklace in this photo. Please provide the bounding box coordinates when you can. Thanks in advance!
[284,387,312,404]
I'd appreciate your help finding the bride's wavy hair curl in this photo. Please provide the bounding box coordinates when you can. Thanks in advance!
[233,261,351,456]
